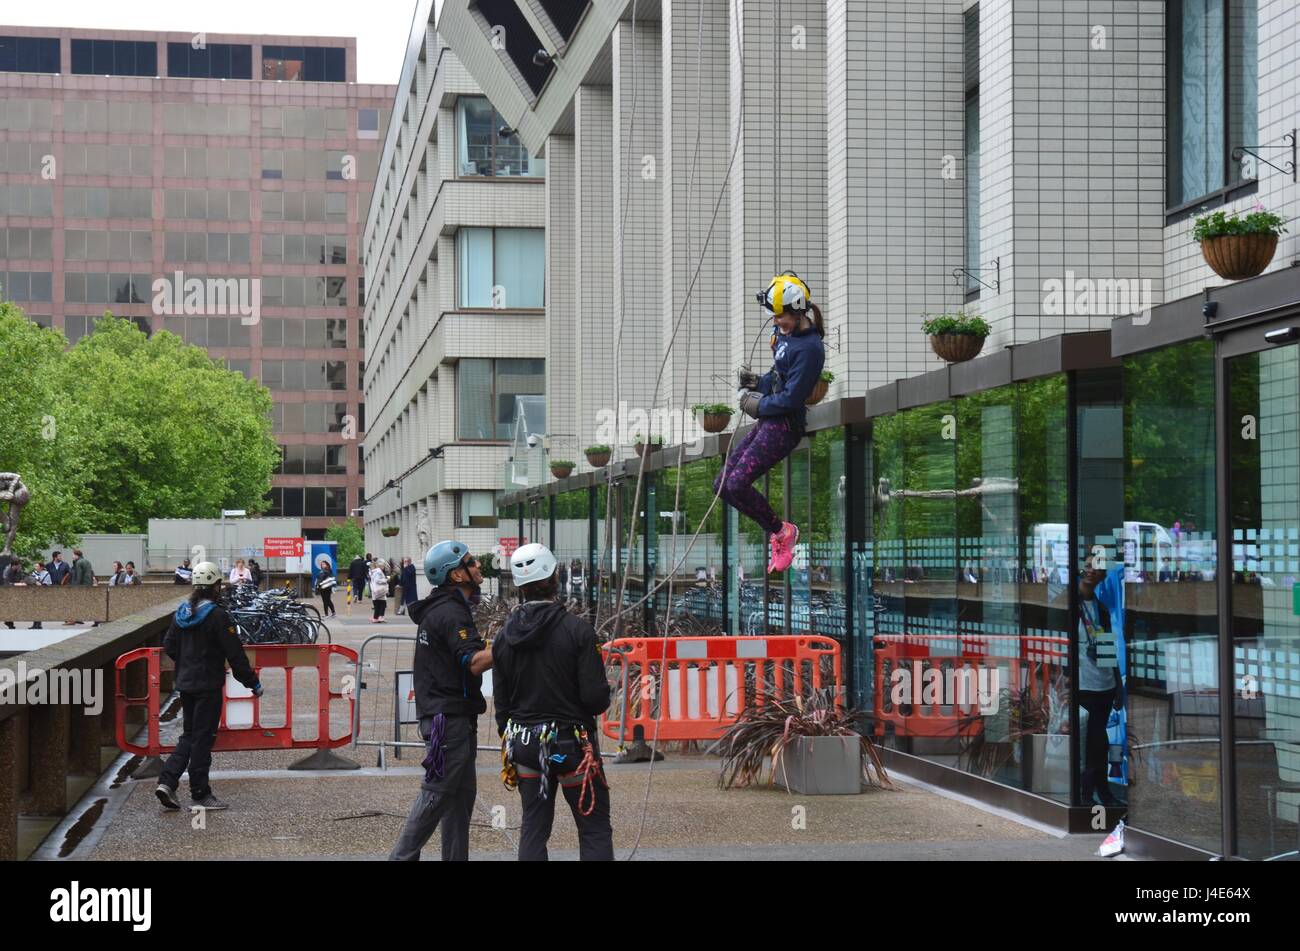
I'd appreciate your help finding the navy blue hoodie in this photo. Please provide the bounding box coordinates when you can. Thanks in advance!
[163,598,259,693]
[757,325,825,430]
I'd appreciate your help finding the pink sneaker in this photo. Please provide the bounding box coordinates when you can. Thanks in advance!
[768,521,799,573]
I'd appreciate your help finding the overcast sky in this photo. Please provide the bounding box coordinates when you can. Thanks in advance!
[1,0,445,86]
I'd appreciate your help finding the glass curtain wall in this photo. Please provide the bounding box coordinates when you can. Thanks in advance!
[554,488,591,611]
[654,458,727,636]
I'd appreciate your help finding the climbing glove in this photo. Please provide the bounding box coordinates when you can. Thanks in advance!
[738,389,762,419]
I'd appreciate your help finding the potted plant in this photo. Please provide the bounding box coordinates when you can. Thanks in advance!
[717,687,892,794]
[922,311,991,363]
[380,526,399,538]
[1193,204,1288,280]
[692,403,735,434]
[805,370,834,406]
[550,459,575,479]
[585,444,611,468]
[633,434,663,458]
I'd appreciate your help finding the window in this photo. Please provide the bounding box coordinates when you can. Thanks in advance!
[261,45,345,82]
[457,357,545,440]
[1167,0,1258,209]
[167,42,252,79]
[358,108,380,137]
[0,36,60,73]
[0,270,52,302]
[71,39,157,77]
[0,184,53,216]
[457,228,544,308]
[459,491,498,528]
[0,99,53,131]
[964,6,981,298]
[456,96,542,177]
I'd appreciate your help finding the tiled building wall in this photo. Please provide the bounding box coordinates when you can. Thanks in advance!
[979,0,1166,349]
[1165,0,1299,300]
[546,135,577,462]
[831,0,965,390]
[661,0,732,413]
[574,84,616,460]
[612,20,664,422]
[728,0,827,384]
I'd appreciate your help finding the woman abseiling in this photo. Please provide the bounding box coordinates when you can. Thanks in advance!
[719,271,826,574]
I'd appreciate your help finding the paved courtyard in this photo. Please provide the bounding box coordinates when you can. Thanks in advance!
[36,605,1110,861]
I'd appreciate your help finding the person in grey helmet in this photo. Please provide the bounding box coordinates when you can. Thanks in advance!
[389,540,493,861]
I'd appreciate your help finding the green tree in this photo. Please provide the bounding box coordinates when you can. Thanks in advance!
[0,303,90,556]
[51,315,280,532]
[325,520,364,566]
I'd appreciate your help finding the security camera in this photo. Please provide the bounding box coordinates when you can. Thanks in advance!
[498,125,515,138]
[532,49,553,67]
[526,434,541,448]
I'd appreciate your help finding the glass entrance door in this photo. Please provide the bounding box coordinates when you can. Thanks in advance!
[1226,344,1300,860]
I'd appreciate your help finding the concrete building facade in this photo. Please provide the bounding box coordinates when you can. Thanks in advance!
[0,25,393,535]
[359,4,546,566]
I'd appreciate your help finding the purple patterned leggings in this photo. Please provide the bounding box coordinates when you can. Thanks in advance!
[713,418,802,534]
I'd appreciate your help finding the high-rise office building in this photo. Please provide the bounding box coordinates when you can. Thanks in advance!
[0,26,394,534]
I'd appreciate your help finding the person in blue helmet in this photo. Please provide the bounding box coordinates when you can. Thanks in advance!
[389,539,493,861]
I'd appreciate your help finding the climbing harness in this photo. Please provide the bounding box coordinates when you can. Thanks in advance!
[500,719,607,816]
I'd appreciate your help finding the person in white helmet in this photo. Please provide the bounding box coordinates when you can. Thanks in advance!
[494,543,613,861]
[155,561,262,812]
[726,271,826,574]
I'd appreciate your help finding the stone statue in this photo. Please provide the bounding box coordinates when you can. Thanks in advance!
[416,506,432,553]
[0,473,31,558]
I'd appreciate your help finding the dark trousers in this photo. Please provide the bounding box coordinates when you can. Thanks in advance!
[512,732,614,861]
[1078,688,1117,795]
[713,418,803,534]
[320,588,335,615]
[389,715,477,861]
[159,689,224,799]
[373,598,386,618]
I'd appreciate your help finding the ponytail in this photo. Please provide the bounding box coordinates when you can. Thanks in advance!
[805,302,825,339]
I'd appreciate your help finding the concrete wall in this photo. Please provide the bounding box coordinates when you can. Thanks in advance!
[0,584,183,623]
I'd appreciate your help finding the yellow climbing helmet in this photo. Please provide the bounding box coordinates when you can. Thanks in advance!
[756,271,812,315]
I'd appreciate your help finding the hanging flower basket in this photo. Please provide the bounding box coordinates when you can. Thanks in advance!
[922,312,990,364]
[1194,206,1287,281]
[634,440,662,458]
[585,445,611,468]
[805,371,834,406]
[693,404,734,433]
[381,526,399,538]
[929,333,985,363]
[1200,233,1279,280]
[550,461,575,480]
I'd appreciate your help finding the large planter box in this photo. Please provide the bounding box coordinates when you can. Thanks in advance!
[773,735,863,795]
[1027,733,1070,796]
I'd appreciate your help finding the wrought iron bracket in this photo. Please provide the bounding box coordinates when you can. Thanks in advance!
[1231,129,1296,182]
[952,257,1001,294]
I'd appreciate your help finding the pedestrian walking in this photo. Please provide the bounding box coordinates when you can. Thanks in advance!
[228,559,252,587]
[27,559,50,629]
[248,558,264,590]
[349,552,369,606]
[369,559,390,622]
[315,559,337,617]
[69,548,97,626]
[398,557,418,615]
[121,561,142,585]
[107,560,126,585]
[47,551,70,586]
[155,561,262,812]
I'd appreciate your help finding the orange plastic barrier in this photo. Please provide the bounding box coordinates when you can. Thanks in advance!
[871,632,1067,738]
[114,644,358,756]
[601,635,842,744]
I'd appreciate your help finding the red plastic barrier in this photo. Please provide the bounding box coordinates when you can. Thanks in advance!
[114,644,357,756]
[872,632,1067,738]
[601,635,842,744]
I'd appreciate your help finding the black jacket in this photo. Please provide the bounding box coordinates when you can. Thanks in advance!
[348,557,368,590]
[163,598,259,693]
[410,586,486,718]
[492,600,610,737]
